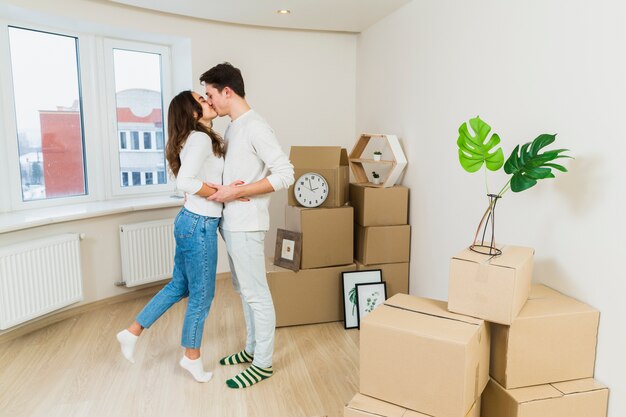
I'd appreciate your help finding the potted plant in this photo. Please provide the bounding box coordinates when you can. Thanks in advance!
[457,116,572,255]
[373,151,382,161]
[371,171,381,185]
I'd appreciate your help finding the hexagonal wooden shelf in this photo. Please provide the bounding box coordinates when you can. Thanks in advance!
[349,133,407,187]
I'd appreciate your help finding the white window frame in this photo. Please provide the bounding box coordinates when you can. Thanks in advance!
[144,171,154,185]
[155,130,165,151]
[0,18,181,214]
[0,22,104,211]
[119,131,128,150]
[121,171,129,187]
[102,38,174,198]
[142,131,153,150]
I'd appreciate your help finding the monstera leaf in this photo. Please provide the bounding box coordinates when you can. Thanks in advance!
[457,116,505,173]
[503,134,571,192]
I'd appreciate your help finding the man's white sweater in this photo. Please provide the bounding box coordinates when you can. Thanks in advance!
[221,109,294,232]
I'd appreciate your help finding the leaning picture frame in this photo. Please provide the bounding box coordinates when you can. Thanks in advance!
[341,269,382,329]
[273,228,302,272]
[355,281,387,329]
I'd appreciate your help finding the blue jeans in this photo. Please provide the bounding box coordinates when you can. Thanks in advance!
[136,207,220,349]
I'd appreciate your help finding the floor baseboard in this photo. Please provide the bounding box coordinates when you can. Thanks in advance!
[0,271,231,345]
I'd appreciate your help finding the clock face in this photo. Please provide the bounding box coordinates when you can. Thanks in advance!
[294,172,329,208]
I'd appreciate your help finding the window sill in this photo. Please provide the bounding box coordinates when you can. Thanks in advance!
[0,195,184,234]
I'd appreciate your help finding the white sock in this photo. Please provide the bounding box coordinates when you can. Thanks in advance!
[116,330,138,364]
[179,356,213,383]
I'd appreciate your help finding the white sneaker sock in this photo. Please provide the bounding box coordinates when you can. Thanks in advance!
[116,330,138,363]
[179,356,213,383]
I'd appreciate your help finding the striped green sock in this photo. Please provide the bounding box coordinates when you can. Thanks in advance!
[219,350,254,365]
[226,364,273,389]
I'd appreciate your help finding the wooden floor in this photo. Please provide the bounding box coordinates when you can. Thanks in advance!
[0,279,360,417]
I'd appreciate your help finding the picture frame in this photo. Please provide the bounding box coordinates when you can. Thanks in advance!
[355,281,387,329]
[341,269,382,329]
[273,228,302,272]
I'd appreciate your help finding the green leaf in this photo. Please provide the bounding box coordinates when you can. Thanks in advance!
[504,133,572,193]
[544,162,568,172]
[457,116,504,173]
[529,134,555,156]
[349,287,357,315]
[511,174,537,192]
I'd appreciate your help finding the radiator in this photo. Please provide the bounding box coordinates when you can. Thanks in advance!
[119,219,175,287]
[0,233,83,330]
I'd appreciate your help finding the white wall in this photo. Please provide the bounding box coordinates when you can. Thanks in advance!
[0,0,356,272]
[356,0,625,415]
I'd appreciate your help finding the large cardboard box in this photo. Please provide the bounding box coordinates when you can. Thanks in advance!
[355,224,410,265]
[285,205,353,269]
[481,378,609,417]
[360,294,490,417]
[349,183,409,226]
[288,146,349,208]
[490,284,600,388]
[355,261,409,297]
[345,393,480,417]
[266,260,356,327]
[448,245,534,325]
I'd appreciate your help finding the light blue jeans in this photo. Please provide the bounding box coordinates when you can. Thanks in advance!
[221,229,275,368]
[136,207,220,349]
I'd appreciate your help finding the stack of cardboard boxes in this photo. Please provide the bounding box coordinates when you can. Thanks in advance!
[449,246,608,417]
[267,147,356,327]
[345,245,609,417]
[351,183,411,297]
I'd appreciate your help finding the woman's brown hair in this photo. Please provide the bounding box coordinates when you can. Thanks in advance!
[165,90,224,176]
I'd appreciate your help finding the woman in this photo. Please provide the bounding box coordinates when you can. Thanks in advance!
[116,90,225,383]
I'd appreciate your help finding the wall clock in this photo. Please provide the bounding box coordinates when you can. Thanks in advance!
[294,172,329,208]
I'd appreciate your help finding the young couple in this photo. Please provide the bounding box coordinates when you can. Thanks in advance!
[116,62,294,389]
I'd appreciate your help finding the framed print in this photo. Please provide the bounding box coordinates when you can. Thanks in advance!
[273,229,302,272]
[355,281,387,329]
[342,269,382,329]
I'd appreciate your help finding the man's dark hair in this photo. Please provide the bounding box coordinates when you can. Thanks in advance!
[200,62,245,98]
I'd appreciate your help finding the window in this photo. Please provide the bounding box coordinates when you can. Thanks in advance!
[143,132,152,149]
[108,44,169,192]
[119,132,127,149]
[130,131,139,150]
[156,131,164,150]
[157,171,166,185]
[0,23,175,213]
[7,27,87,202]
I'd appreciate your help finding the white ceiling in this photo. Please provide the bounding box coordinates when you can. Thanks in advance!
[107,0,412,33]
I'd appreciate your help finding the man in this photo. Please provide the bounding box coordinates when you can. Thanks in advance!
[200,62,294,389]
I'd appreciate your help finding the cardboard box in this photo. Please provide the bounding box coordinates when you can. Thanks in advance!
[360,294,490,417]
[285,205,353,269]
[349,183,409,226]
[490,284,600,388]
[481,378,609,417]
[288,146,349,208]
[355,224,410,265]
[355,261,409,298]
[448,245,534,325]
[266,260,356,327]
[344,393,480,417]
